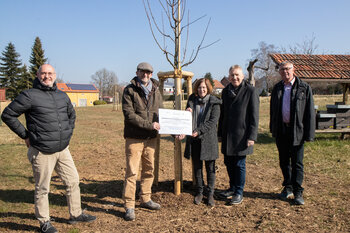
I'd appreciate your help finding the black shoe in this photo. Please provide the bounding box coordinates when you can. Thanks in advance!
[194,194,203,205]
[294,193,305,205]
[68,212,96,224]
[207,194,215,207]
[279,187,293,200]
[124,208,135,221]
[40,221,58,233]
[219,188,235,199]
[228,194,243,205]
[140,200,161,210]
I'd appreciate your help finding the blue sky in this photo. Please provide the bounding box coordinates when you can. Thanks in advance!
[1,0,349,84]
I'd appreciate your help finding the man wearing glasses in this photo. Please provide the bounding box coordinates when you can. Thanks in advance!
[270,61,315,205]
[1,64,96,233]
[122,62,163,221]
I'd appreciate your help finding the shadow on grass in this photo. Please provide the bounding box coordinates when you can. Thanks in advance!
[243,191,280,200]
[153,180,195,195]
[213,188,281,201]
[256,132,275,144]
[0,222,37,232]
[0,189,66,206]
[0,212,72,231]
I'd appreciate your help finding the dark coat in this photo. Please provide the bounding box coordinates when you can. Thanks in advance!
[218,81,259,156]
[184,94,222,161]
[122,77,163,139]
[1,78,75,153]
[270,77,315,145]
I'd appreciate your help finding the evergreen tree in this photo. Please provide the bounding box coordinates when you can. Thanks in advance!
[29,37,47,80]
[16,64,32,95]
[203,72,215,88]
[0,42,22,99]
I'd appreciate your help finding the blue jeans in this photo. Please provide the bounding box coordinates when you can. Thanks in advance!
[224,155,246,196]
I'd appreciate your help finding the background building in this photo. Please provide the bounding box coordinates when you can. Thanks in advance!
[57,83,99,107]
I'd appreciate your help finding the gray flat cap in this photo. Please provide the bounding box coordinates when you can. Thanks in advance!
[137,62,153,72]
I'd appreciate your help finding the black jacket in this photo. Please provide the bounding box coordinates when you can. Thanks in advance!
[122,77,163,139]
[1,78,75,153]
[218,81,259,156]
[270,77,315,145]
[184,94,221,160]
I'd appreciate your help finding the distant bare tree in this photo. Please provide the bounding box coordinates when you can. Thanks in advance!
[56,77,64,83]
[143,0,219,69]
[250,41,280,91]
[282,33,319,55]
[91,68,118,99]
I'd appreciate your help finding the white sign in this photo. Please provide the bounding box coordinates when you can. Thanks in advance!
[158,108,192,135]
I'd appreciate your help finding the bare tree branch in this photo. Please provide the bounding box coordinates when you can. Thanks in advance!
[182,18,220,67]
[144,0,219,69]
[182,10,190,63]
[180,14,207,33]
[144,0,174,42]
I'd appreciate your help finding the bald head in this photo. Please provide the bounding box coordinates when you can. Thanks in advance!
[37,64,56,87]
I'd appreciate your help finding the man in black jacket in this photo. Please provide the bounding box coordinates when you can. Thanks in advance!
[1,64,96,233]
[218,65,259,205]
[270,61,315,205]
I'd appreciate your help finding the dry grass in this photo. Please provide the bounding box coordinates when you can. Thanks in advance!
[0,95,349,232]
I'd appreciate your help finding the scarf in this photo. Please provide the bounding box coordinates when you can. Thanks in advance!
[227,83,241,99]
[137,77,153,99]
[193,94,210,130]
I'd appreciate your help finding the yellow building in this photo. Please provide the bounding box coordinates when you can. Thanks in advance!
[56,83,99,107]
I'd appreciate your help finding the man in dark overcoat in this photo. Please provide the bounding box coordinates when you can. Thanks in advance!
[218,65,259,205]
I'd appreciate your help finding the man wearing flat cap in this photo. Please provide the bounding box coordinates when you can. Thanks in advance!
[122,62,163,221]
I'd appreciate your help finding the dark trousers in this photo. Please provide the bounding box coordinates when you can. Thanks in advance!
[224,155,246,196]
[191,141,216,195]
[276,129,304,194]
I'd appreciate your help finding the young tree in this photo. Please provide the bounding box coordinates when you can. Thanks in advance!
[29,37,47,81]
[0,42,22,99]
[143,0,219,69]
[91,68,118,99]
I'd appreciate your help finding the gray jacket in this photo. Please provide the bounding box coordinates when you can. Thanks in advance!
[184,94,221,161]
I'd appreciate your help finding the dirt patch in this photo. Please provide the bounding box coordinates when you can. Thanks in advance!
[1,104,349,232]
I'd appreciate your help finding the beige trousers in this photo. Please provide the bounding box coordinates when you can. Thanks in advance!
[27,146,82,224]
[123,137,156,209]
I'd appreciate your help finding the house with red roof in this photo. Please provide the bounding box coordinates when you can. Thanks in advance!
[213,79,224,94]
[269,54,350,104]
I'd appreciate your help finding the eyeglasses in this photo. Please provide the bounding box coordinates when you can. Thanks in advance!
[279,67,293,71]
[40,72,55,76]
[138,69,152,74]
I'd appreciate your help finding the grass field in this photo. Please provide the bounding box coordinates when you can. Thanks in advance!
[0,95,349,232]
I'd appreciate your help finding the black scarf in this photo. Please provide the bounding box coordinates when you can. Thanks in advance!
[227,83,241,99]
